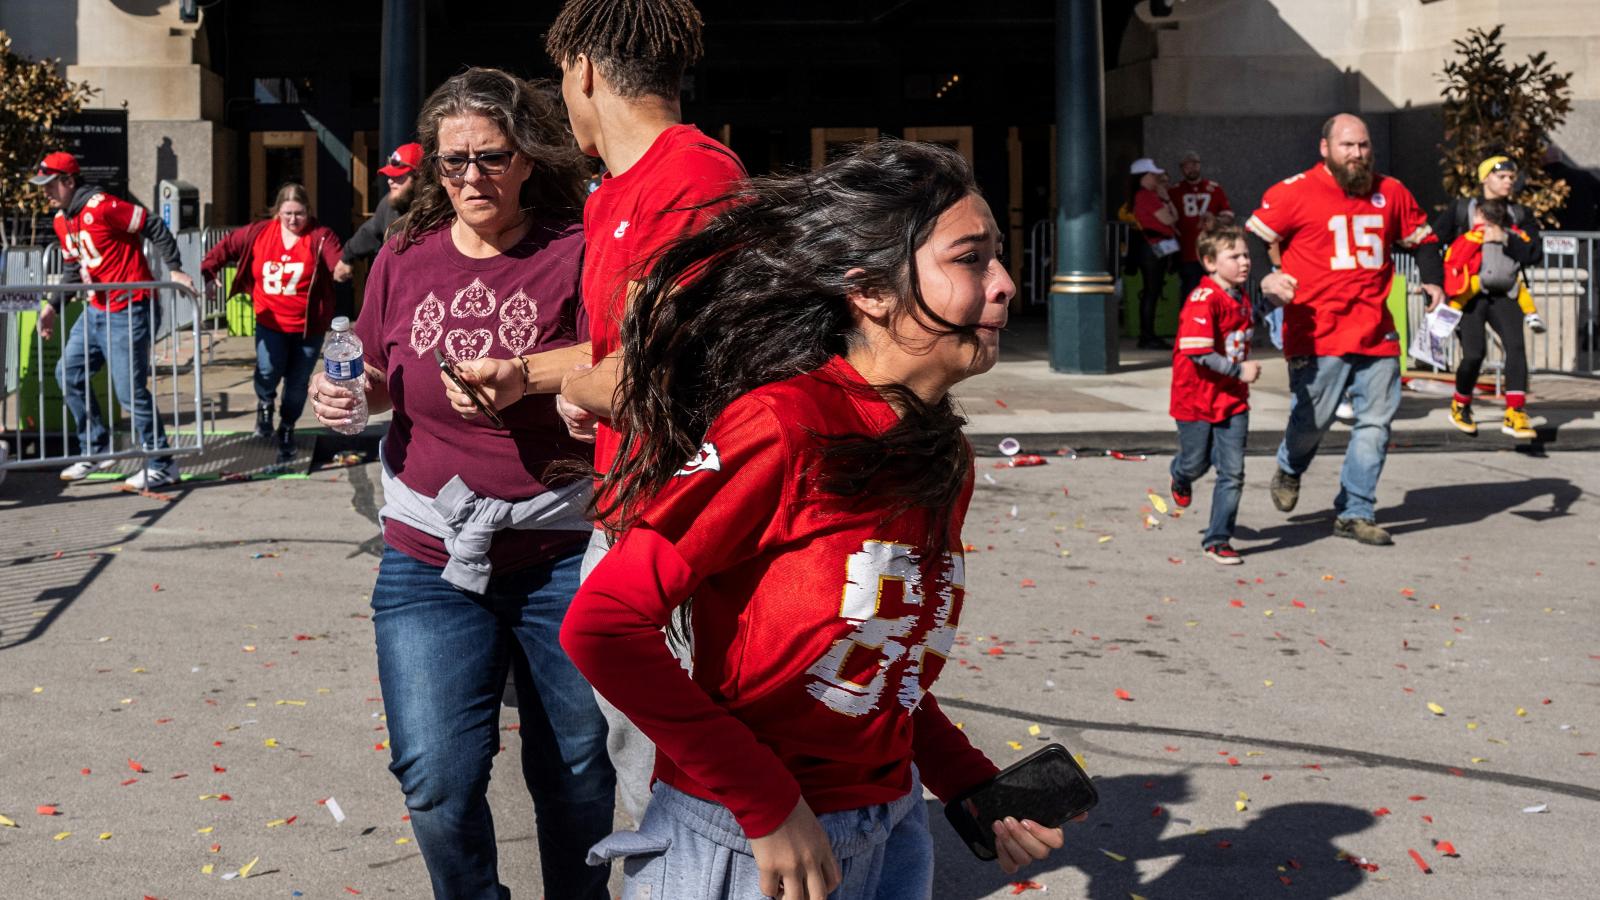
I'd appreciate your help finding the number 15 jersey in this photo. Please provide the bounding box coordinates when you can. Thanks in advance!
[1246,163,1434,358]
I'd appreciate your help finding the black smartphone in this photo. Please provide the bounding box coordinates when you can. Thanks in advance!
[433,347,506,429]
[944,743,1098,861]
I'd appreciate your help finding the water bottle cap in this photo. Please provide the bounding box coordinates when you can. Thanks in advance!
[330,316,351,332]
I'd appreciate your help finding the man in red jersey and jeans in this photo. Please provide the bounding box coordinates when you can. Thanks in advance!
[1248,114,1446,546]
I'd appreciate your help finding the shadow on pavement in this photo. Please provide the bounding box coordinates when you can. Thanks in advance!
[933,773,1376,899]
[1236,477,1582,554]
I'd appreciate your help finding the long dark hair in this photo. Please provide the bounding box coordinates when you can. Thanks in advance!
[394,67,590,250]
[597,139,979,546]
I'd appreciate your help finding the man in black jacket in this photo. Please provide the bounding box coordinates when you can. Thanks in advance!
[331,142,419,282]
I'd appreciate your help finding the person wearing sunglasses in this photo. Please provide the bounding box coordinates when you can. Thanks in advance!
[309,68,613,900]
[333,142,422,283]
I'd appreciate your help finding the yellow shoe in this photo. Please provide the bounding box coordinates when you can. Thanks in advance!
[1502,408,1537,440]
[1449,400,1477,435]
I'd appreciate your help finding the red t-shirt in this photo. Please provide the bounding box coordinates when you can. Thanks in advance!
[561,356,998,838]
[581,124,746,476]
[1132,189,1177,242]
[1170,276,1253,422]
[1173,178,1232,262]
[356,221,593,572]
[250,224,317,334]
[1246,164,1435,358]
[53,192,155,312]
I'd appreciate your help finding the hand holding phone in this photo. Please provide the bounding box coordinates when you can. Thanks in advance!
[435,348,506,429]
[944,744,1097,863]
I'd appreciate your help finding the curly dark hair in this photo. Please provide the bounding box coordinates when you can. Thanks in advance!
[544,0,704,99]
[393,67,590,251]
[597,139,982,552]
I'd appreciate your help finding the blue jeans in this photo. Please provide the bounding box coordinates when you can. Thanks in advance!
[1172,411,1248,548]
[591,772,932,900]
[254,325,320,425]
[1275,354,1401,522]
[373,545,615,900]
[55,301,171,471]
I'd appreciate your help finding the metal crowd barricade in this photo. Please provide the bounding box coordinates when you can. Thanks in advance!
[1023,219,1134,308]
[1,280,206,478]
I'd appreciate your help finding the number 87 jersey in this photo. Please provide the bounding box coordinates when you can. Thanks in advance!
[1246,163,1435,358]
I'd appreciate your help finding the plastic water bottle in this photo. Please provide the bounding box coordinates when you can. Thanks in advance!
[322,316,368,435]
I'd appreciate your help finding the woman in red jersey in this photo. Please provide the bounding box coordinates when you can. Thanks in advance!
[561,140,1065,900]
[202,183,342,461]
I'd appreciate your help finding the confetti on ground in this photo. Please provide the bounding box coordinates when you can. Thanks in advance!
[325,797,347,823]
[1147,493,1169,515]
[1522,803,1549,814]
[238,856,260,879]
[1114,688,1133,701]
[0,814,18,828]
[1435,841,1459,856]
[1099,848,1127,862]
[53,831,71,841]
[1008,880,1047,893]
[1427,702,1446,716]
[1408,848,1432,874]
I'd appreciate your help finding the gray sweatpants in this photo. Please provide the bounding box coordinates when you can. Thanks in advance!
[581,527,658,825]
[588,773,933,900]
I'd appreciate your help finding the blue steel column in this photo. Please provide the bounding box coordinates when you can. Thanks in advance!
[1049,0,1116,373]
[380,0,423,156]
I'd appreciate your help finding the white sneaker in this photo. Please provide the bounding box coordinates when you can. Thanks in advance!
[1525,312,1547,334]
[1335,400,1356,421]
[124,464,180,491]
[60,459,117,481]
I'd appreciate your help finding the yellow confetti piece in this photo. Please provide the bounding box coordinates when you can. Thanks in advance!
[264,738,279,748]
[1245,751,1264,757]
[197,826,214,834]
[1132,895,1150,900]
[1444,640,1454,648]
[1263,610,1274,617]
[266,818,288,828]
[395,837,411,844]
[1060,549,1072,557]
[201,864,214,875]
[1185,620,1199,627]
[1263,680,1274,686]
[245,702,258,708]
[1028,724,1042,736]
[1098,535,1113,543]
[275,699,307,707]
[954,722,964,729]
[98,832,113,841]
[1148,493,1169,515]
[1099,848,1127,862]
[316,688,332,694]
[1516,707,1527,717]
[120,698,133,705]
[1073,753,1088,769]
[1487,738,1508,745]
[242,645,256,652]
[1467,722,1480,730]
[1471,757,1488,764]
[131,667,146,673]
[1427,702,1446,716]
[1235,801,1248,812]
[53,831,71,841]
[1007,741,1024,750]
[1238,791,1250,801]
[0,814,17,828]
[32,686,43,694]
[238,856,260,879]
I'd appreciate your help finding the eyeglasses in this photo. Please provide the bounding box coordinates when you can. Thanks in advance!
[431,151,516,179]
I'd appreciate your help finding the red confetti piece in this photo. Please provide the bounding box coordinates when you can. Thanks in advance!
[1435,841,1458,856]
[1262,774,1273,781]
[1408,848,1432,874]
[1400,588,1416,597]
[374,743,387,751]
[1542,698,1553,705]
[217,794,232,801]
[1114,688,1134,701]
[36,805,59,816]
[1303,764,1323,771]
[79,768,91,776]
[127,759,147,773]
[1291,600,1307,609]
[986,646,1005,656]
[284,815,298,825]
[152,584,161,592]
[1019,579,1036,588]
[121,777,139,786]
[1229,599,1246,608]
[1279,876,1293,886]
[1448,767,1465,777]
[1287,858,1302,870]
[1216,840,1232,849]
[1408,795,1426,802]
[1163,746,1180,752]
[1152,805,1164,817]
[1226,757,1240,767]
[345,889,362,896]
[1007,882,1045,894]
[1422,815,1433,823]
[213,765,226,773]
[170,773,188,780]
[1374,807,1391,816]
[155,718,173,725]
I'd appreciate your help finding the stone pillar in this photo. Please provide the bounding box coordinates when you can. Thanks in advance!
[1049,0,1117,373]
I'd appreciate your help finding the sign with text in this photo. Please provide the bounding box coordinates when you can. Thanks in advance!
[55,109,129,200]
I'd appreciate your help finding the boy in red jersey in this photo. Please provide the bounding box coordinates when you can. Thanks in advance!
[1172,151,1234,301]
[1247,114,1445,546]
[1169,224,1260,565]
[32,152,195,489]
[562,140,1061,900]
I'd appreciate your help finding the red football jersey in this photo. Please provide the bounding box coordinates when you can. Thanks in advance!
[582,125,746,477]
[1246,164,1434,358]
[1170,276,1253,422]
[249,224,317,334]
[562,356,997,837]
[52,192,155,312]
[1173,178,1232,261]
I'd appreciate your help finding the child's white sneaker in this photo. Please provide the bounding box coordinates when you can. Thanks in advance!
[1525,312,1547,334]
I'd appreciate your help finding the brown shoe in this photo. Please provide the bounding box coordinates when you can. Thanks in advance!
[1334,517,1392,546]
[1270,469,1300,512]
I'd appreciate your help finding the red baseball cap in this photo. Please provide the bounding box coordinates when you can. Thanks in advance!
[378,142,422,177]
[29,151,80,185]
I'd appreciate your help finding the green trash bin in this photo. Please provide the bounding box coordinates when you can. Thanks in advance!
[15,302,119,437]
[1120,269,1183,339]
[220,265,257,337]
